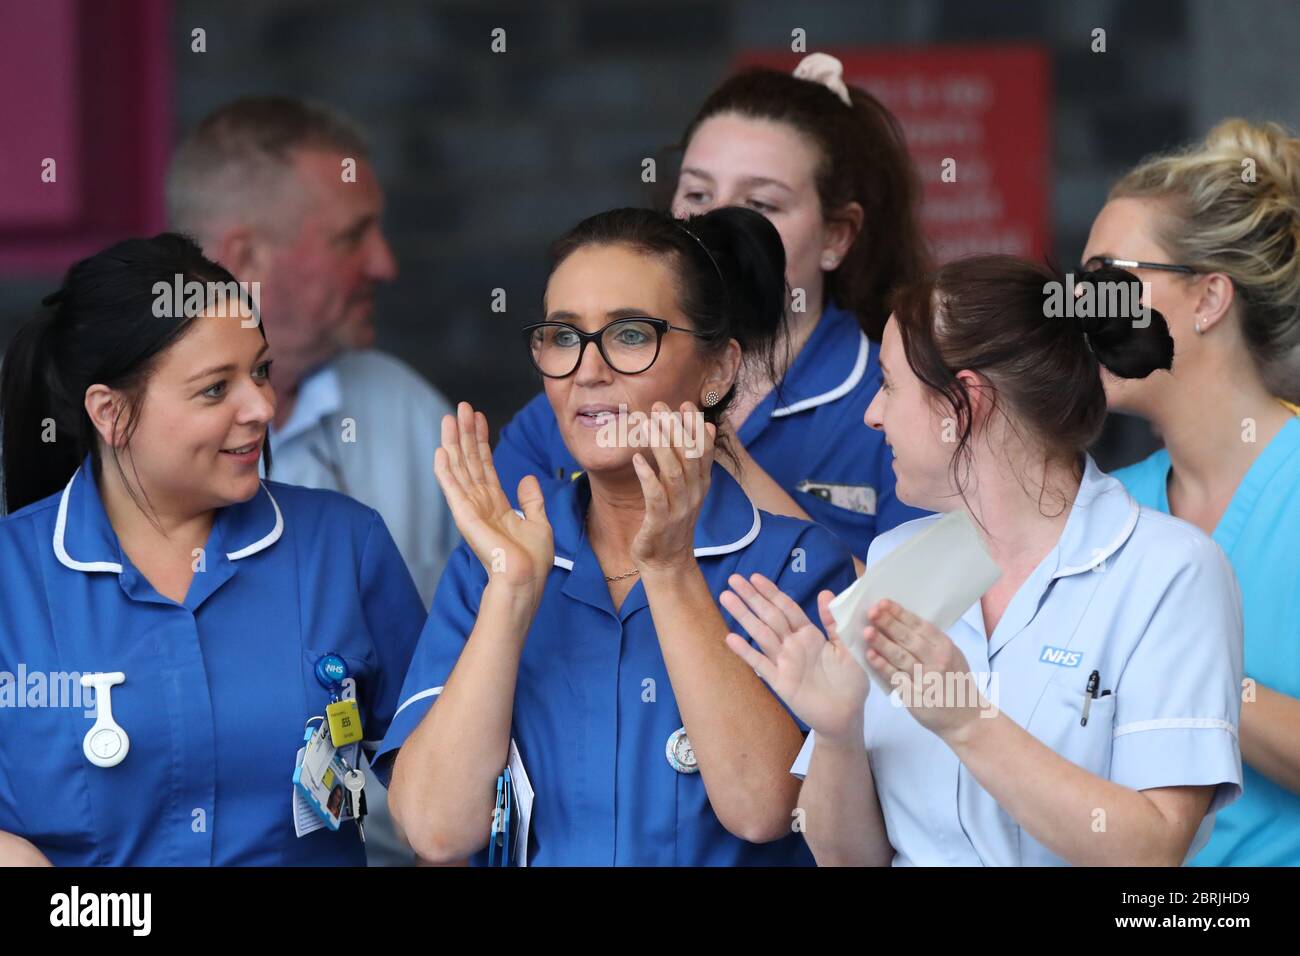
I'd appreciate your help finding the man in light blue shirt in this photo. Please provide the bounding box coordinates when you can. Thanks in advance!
[167,96,456,865]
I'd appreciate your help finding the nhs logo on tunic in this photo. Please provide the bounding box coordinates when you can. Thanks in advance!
[1039,646,1083,668]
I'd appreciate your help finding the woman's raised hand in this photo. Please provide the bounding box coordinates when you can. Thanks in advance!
[630,401,716,572]
[721,575,870,744]
[433,402,554,598]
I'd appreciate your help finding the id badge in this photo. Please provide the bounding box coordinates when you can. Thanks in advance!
[292,723,347,830]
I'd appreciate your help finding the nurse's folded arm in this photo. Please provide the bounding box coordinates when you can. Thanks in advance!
[631,404,805,843]
[721,580,889,865]
[387,405,553,864]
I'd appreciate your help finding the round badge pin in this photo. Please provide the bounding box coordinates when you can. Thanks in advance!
[314,653,349,693]
[665,726,699,774]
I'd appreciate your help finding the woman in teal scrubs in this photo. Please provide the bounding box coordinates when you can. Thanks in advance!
[1083,118,1300,866]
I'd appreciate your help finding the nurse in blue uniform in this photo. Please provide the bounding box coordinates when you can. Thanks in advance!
[492,54,931,561]
[724,257,1244,866]
[0,235,424,866]
[1085,118,1300,866]
[379,207,856,866]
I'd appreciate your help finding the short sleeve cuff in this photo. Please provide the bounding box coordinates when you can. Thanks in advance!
[1111,720,1243,816]
[370,686,442,786]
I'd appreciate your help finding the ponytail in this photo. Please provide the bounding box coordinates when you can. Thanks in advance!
[0,299,83,513]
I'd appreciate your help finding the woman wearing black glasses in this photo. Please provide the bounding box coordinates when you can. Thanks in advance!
[375,206,856,865]
[1083,118,1300,866]
[490,54,932,566]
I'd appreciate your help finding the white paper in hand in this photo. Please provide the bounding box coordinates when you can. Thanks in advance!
[830,510,1001,684]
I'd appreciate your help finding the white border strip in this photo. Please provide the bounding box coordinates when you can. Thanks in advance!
[1113,717,1238,739]
[771,334,869,417]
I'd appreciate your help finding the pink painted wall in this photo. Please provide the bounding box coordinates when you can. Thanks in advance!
[0,0,171,275]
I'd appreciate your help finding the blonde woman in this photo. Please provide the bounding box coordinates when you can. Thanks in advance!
[1083,119,1300,865]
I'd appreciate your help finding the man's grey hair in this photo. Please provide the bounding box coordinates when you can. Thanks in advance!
[166,95,370,242]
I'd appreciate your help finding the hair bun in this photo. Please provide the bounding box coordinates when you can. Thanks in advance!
[1068,266,1174,379]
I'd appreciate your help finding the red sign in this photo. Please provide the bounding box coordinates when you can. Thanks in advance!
[738,46,1051,263]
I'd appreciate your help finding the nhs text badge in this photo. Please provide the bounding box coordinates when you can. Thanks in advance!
[1039,645,1083,668]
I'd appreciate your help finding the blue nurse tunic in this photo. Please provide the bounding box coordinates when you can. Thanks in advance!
[376,464,856,865]
[0,456,425,865]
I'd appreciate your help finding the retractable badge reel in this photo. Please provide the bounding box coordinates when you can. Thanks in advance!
[315,653,364,748]
[80,672,129,768]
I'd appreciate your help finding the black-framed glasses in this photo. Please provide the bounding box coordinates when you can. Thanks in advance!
[522,317,711,378]
[1081,255,1198,276]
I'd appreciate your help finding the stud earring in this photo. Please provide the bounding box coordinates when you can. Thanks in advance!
[822,256,837,269]
[1194,319,1205,335]
[703,390,720,407]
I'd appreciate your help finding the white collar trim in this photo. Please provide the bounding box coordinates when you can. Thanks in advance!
[52,467,284,573]
[770,332,869,418]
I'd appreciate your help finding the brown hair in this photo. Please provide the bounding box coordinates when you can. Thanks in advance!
[890,256,1174,508]
[667,67,929,341]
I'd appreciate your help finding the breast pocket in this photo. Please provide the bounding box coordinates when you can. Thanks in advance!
[1028,679,1117,779]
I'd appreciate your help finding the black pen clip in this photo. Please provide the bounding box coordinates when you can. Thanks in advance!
[1081,670,1100,726]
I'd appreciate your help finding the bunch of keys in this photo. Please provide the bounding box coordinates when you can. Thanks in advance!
[339,754,367,844]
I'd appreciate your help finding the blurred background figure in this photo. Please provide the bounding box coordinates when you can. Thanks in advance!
[166,96,457,867]
[166,96,457,610]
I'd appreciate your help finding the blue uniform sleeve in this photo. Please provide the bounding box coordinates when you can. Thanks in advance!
[370,541,486,785]
[358,510,428,752]
[1110,534,1244,854]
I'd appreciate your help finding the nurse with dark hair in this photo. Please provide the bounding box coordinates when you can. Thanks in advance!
[379,206,856,866]
[492,53,931,563]
[0,234,423,866]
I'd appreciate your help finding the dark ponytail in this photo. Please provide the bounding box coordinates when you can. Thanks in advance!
[0,301,82,513]
[890,255,1173,506]
[1,233,269,514]
[547,205,788,429]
